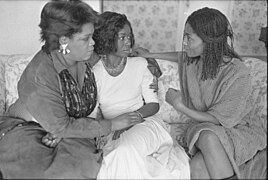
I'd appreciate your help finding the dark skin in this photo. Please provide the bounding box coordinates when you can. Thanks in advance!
[132,30,235,179]
[42,51,159,147]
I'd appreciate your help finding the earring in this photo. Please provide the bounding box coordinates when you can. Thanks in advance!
[183,40,188,46]
[59,44,70,54]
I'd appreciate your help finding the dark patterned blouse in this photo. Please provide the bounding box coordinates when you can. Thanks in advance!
[59,63,97,118]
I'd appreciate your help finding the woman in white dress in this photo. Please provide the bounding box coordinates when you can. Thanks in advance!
[92,11,190,179]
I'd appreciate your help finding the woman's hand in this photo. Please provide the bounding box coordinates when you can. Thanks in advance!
[165,88,184,110]
[42,132,62,148]
[150,76,159,93]
[132,47,151,58]
[111,112,143,131]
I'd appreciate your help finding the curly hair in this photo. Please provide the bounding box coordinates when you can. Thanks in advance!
[93,11,135,55]
[39,0,100,52]
[185,7,240,80]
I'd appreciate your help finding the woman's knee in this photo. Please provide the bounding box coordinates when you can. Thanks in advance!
[190,152,206,172]
[196,130,221,152]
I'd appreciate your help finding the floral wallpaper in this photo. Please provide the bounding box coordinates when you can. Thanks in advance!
[231,0,267,56]
[103,0,267,58]
[103,0,180,52]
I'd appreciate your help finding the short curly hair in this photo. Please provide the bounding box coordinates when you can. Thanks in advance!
[39,0,100,52]
[93,11,135,55]
[185,7,240,80]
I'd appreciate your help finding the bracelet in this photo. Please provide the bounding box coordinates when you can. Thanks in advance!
[135,110,143,119]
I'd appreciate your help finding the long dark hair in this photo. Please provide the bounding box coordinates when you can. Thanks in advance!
[185,7,240,80]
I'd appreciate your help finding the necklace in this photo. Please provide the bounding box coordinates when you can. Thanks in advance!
[101,56,127,76]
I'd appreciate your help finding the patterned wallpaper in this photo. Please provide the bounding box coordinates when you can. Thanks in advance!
[231,0,267,56]
[102,0,179,52]
[103,0,267,58]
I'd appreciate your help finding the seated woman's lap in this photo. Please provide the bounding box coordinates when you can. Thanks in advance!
[0,117,102,179]
[44,138,102,178]
[117,118,173,157]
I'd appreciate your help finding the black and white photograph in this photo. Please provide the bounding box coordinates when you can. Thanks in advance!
[0,0,266,179]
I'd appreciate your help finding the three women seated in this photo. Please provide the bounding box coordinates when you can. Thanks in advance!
[0,0,265,179]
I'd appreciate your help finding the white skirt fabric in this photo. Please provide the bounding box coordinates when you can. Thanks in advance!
[97,116,190,179]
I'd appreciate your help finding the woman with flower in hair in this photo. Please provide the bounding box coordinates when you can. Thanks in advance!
[134,7,266,179]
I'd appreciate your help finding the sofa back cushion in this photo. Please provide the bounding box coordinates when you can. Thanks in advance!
[156,59,189,123]
[244,57,267,131]
[5,54,34,111]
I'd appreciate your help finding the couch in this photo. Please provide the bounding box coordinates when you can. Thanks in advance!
[0,54,267,179]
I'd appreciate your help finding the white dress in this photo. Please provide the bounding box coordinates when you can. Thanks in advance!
[93,57,190,179]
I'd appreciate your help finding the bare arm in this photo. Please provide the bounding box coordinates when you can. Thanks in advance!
[173,102,219,124]
[138,60,160,118]
[166,88,219,124]
[146,52,180,62]
[133,47,182,62]
[136,102,159,118]
[111,102,159,141]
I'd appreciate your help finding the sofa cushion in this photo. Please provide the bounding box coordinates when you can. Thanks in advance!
[156,59,189,123]
[243,57,267,131]
[5,54,33,110]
